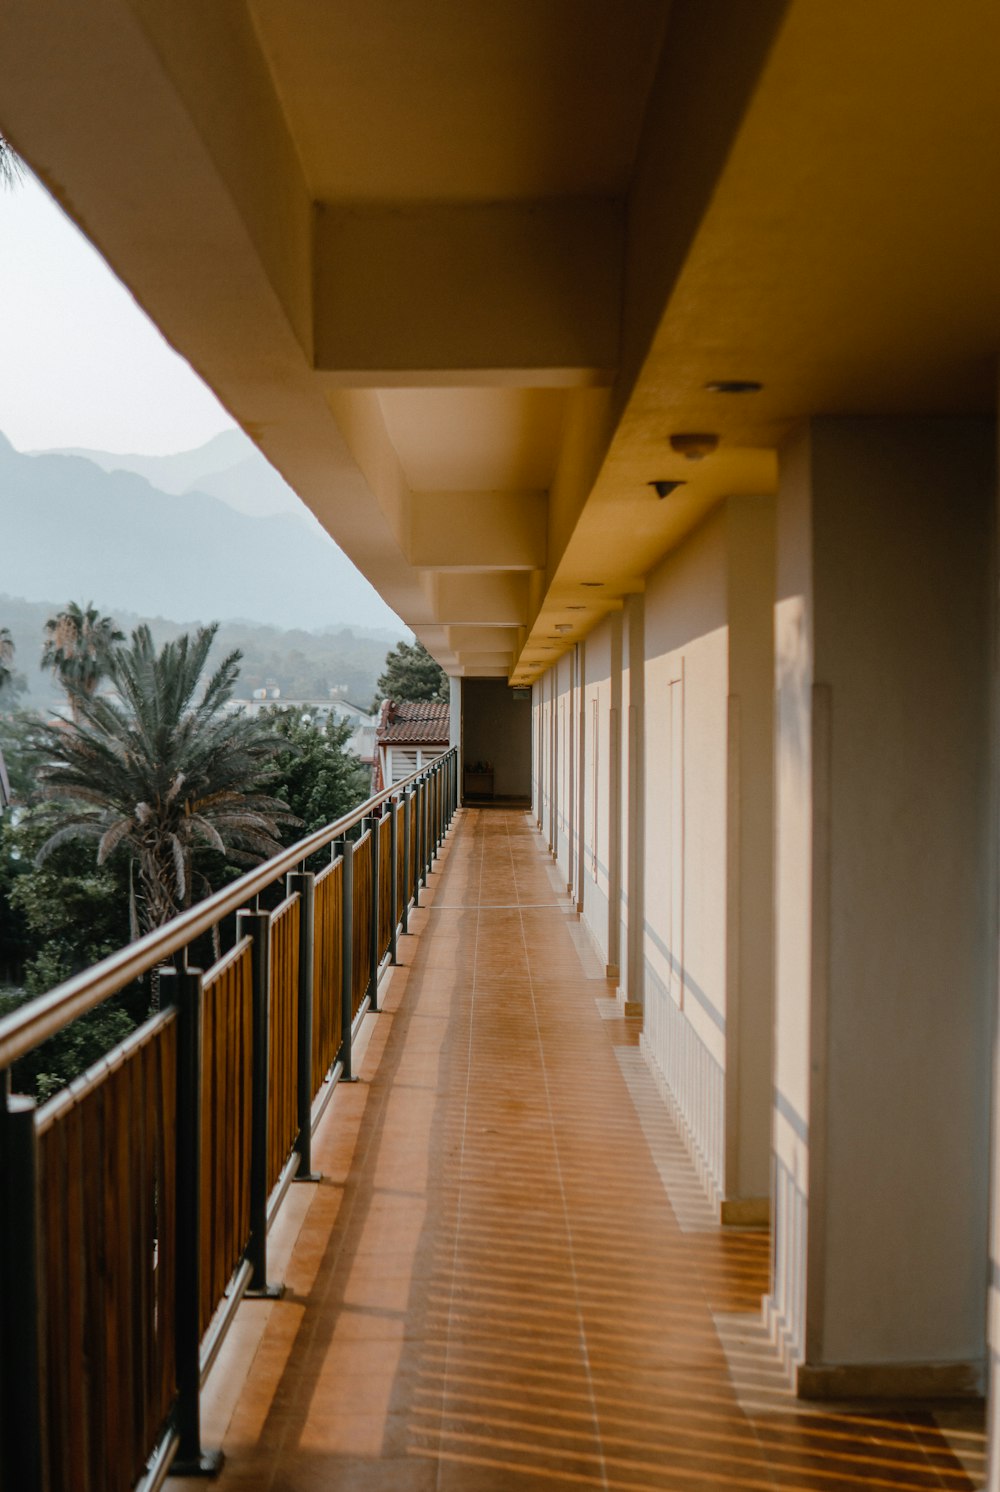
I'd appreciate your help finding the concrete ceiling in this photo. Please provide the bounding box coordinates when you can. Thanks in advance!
[2,0,999,680]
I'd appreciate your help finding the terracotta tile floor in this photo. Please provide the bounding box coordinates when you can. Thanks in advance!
[174,809,986,1491]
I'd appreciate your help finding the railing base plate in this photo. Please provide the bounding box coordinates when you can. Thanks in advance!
[245,1283,285,1301]
[294,1171,322,1183]
[170,1449,224,1478]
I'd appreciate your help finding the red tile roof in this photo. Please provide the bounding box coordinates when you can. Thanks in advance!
[376,698,450,745]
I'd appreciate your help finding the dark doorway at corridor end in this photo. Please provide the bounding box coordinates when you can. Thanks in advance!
[461,678,532,805]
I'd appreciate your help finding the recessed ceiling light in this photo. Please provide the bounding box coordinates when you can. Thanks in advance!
[705,379,762,394]
[670,433,719,461]
[565,604,586,611]
[554,623,572,634]
[581,581,603,588]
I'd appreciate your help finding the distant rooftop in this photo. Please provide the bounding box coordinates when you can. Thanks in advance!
[376,698,449,746]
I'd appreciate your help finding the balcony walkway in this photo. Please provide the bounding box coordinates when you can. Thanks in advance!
[175,809,985,1492]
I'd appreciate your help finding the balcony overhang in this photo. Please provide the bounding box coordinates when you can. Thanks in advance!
[4,1,1000,680]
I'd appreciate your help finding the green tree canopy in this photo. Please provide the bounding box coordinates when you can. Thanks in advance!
[35,622,298,933]
[375,640,448,705]
[267,708,372,839]
[0,627,26,714]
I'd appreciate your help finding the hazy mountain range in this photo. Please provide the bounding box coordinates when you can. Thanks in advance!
[2,429,405,634]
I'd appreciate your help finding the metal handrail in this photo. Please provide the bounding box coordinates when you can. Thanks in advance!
[0,747,457,1069]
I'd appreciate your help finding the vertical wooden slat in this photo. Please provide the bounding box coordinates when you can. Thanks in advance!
[265,898,300,1193]
[81,1085,106,1489]
[41,1115,69,1490]
[64,1104,89,1492]
[199,941,254,1338]
[351,832,373,1018]
[409,794,417,901]
[378,815,392,961]
[158,1018,178,1429]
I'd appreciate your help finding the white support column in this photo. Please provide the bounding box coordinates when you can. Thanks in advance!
[624,593,645,1016]
[608,613,623,980]
[576,642,587,914]
[548,668,557,857]
[770,416,995,1400]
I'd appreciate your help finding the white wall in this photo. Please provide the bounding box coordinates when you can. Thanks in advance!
[642,509,729,1199]
[582,619,613,965]
[532,496,775,1217]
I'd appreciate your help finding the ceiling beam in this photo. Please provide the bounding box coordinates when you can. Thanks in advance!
[408,491,546,571]
[314,199,623,386]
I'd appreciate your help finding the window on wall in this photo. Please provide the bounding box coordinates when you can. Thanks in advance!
[390,747,418,783]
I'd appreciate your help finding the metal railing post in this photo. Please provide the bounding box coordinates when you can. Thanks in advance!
[334,837,356,1080]
[420,774,429,889]
[402,789,412,927]
[389,796,399,964]
[288,871,319,1182]
[413,781,422,908]
[365,814,380,1011]
[0,1084,45,1492]
[168,961,224,1475]
[432,766,439,855]
[237,909,283,1299]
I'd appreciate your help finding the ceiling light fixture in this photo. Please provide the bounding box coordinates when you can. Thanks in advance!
[555,623,573,634]
[649,479,687,499]
[705,379,762,394]
[581,580,604,588]
[670,432,719,461]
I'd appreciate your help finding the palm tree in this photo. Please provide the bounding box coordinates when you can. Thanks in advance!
[0,628,14,695]
[0,136,24,190]
[41,602,124,716]
[36,623,298,934]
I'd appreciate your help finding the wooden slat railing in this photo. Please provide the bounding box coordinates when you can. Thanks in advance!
[199,940,252,1339]
[0,748,457,1492]
[267,897,300,1193]
[312,858,343,1092]
[351,831,373,1018]
[35,1013,178,1492]
[377,814,393,965]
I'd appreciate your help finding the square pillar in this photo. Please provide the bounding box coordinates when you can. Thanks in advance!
[770,416,995,1398]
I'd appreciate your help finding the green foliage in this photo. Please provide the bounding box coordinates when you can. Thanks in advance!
[0,983,138,1102]
[0,625,26,712]
[35,622,299,932]
[267,708,372,839]
[0,810,139,1099]
[375,640,448,705]
[0,710,44,799]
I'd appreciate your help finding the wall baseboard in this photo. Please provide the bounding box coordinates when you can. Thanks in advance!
[720,1196,769,1227]
[796,1357,985,1403]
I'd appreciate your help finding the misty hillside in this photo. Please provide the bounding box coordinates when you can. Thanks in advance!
[0,593,398,713]
[45,429,303,518]
[0,432,404,632]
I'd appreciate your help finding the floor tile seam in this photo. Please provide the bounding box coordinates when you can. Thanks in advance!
[509,813,611,1492]
[437,812,486,1492]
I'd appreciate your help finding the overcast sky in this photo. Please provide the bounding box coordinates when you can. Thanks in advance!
[0,171,236,456]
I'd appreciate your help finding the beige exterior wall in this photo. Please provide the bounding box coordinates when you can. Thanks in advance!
[581,619,614,965]
[642,510,729,1198]
[532,495,775,1214]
